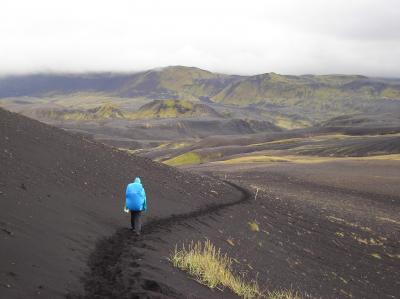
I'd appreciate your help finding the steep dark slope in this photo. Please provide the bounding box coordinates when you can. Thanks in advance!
[0,108,242,298]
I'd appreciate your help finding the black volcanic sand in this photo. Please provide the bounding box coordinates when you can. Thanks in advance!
[2,107,400,298]
[75,160,400,298]
[181,161,400,298]
[0,108,243,298]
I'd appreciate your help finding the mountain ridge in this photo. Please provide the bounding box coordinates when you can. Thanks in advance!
[1,66,399,100]
[1,65,400,127]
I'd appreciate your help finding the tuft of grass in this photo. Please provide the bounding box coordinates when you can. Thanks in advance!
[170,240,302,299]
[335,232,345,238]
[267,290,302,299]
[248,221,260,232]
[226,238,235,246]
[371,253,382,259]
[170,240,262,298]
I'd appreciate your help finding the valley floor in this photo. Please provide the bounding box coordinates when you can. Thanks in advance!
[74,159,400,298]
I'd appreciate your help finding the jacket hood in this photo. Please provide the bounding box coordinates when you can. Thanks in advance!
[134,177,141,184]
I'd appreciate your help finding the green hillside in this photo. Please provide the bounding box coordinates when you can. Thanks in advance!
[1,66,400,126]
[127,99,221,119]
[32,103,125,121]
[117,66,240,100]
[30,100,221,121]
[213,73,400,104]
[212,73,400,121]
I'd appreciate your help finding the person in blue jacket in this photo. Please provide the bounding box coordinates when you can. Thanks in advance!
[124,177,147,235]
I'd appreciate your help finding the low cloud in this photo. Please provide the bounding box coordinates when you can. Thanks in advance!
[1,0,399,76]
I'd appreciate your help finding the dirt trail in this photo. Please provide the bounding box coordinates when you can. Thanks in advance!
[70,181,252,298]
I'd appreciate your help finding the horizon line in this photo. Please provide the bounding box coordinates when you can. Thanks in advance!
[0,65,398,79]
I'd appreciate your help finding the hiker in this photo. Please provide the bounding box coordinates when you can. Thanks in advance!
[124,177,147,235]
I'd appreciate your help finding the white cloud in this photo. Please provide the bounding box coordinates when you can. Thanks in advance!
[0,0,399,76]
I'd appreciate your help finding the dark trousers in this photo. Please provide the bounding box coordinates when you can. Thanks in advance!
[130,211,142,234]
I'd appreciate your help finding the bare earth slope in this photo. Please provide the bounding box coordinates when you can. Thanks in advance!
[0,108,242,298]
[69,158,400,298]
[2,107,399,298]
[182,161,400,298]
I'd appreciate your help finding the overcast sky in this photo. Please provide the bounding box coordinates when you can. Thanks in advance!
[1,0,400,76]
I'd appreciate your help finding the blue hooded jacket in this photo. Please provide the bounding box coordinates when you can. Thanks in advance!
[125,177,147,211]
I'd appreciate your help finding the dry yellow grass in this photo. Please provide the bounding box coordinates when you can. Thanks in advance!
[371,253,382,259]
[170,240,301,299]
[170,240,262,298]
[226,238,235,246]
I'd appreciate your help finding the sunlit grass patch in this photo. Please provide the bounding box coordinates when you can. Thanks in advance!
[170,240,262,298]
[164,152,202,166]
[274,116,310,129]
[164,150,223,166]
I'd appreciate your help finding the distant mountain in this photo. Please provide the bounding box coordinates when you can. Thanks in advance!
[212,72,400,121]
[27,103,125,121]
[131,99,222,119]
[0,66,241,100]
[24,100,221,121]
[213,73,400,104]
[2,67,399,103]
[117,66,242,99]
[1,66,400,125]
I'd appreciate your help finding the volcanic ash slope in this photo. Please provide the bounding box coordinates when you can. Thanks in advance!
[0,108,242,298]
